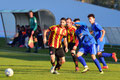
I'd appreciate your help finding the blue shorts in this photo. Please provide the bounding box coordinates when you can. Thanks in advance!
[96,39,105,52]
[78,44,97,55]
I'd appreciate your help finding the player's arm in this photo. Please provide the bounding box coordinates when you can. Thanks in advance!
[73,35,79,50]
[63,37,68,53]
[43,29,50,44]
[96,23,105,42]
[100,29,105,42]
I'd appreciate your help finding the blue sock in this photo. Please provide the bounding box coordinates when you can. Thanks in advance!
[94,59,102,72]
[102,53,112,57]
[99,57,107,66]
[78,56,87,67]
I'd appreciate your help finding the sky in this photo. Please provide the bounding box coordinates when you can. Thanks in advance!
[0,0,120,37]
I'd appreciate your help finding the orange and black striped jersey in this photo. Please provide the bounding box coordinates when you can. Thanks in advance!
[48,25,67,48]
[66,26,76,43]
[66,26,79,47]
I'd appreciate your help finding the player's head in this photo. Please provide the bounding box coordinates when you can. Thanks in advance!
[88,14,95,24]
[60,17,66,27]
[73,18,80,22]
[29,10,33,18]
[73,18,80,28]
[66,18,73,27]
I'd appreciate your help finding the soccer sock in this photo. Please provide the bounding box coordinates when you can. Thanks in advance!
[94,59,102,72]
[71,53,78,67]
[51,61,55,66]
[99,57,107,66]
[55,63,61,70]
[56,56,61,70]
[102,53,112,57]
[78,56,87,67]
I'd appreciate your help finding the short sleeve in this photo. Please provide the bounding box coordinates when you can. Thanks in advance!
[49,25,55,31]
[95,23,103,31]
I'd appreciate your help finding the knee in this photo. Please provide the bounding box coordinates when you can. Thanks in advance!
[71,50,75,56]
[50,55,55,62]
[91,54,96,60]
[60,59,65,64]
[97,52,102,57]
[77,52,82,57]
[62,60,65,64]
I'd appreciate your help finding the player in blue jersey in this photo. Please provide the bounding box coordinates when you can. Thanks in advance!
[74,19,103,74]
[88,14,117,69]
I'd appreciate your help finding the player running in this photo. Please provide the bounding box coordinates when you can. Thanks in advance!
[43,17,68,74]
[65,18,79,71]
[74,20,104,74]
[26,11,38,53]
[88,14,117,69]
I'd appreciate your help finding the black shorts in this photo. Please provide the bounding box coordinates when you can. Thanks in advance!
[49,47,65,57]
[28,29,37,38]
[68,43,75,51]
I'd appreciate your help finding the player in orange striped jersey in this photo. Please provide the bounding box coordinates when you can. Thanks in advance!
[43,17,68,74]
[65,18,79,71]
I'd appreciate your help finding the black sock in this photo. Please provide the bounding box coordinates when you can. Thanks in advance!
[51,61,55,66]
[71,53,78,67]
[55,63,61,70]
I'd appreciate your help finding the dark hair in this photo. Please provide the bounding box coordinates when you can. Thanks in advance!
[60,17,66,21]
[73,18,80,22]
[29,10,33,13]
[88,14,95,18]
[66,18,72,21]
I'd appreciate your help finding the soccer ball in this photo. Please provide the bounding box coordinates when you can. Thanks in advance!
[5,68,14,77]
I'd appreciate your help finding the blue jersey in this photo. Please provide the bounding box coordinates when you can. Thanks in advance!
[91,22,105,43]
[75,22,96,47]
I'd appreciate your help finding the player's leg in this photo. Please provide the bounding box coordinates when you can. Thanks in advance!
[91,44,103,74]
[33,31,38,53]
[53,48,65,74]
[97,44,108,69]
[56,56,65,69]
[69,43,79,71]
[49,47,56,73]
[102,52,117,62]
[71,49,79,71]
[53,56,65,74]
[77,48,89,73]
[91,54,103,73]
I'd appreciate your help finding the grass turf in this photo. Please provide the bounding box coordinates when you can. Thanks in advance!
[0,38,120,80]
[0,50,120,80]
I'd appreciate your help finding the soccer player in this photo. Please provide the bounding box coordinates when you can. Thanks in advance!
[65,18,79,71]
[26,11,38,53]
[43,17,68,74]
[74,21,104,74]
[88,14,117,69]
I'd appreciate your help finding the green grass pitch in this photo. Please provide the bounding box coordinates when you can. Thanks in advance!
[0,49,120,80]
[0,38,120,80]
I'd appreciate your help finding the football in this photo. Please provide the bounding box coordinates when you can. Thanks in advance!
[5,68,14,77]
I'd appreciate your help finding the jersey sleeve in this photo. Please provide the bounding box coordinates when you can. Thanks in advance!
[33,17,37,31]
[49,25,56,31]
[95,23,104,31]
[63,29,67,38]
